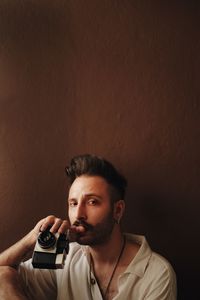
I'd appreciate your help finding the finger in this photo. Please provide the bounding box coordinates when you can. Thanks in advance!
[57,220,70,234]
[49,218,63,233]
[40,215,58,232]
[33,218,47,234]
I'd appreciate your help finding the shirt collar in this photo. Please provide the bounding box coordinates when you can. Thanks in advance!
[79,234,152,278]
[124,234,152,277]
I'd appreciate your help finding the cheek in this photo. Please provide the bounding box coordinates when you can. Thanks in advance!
[92,207,114,223]
[68,209,76,223]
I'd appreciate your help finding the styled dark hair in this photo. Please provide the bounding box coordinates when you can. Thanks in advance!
[65,154,127,201]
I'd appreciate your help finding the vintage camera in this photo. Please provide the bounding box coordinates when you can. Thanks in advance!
[32,227,69,269]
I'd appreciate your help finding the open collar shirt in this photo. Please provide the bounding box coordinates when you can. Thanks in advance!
[19,234,177,300]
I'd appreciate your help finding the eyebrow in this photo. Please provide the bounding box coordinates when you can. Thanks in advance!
[68,193,102,202]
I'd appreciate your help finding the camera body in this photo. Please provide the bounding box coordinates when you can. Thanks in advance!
[32,227,69,269]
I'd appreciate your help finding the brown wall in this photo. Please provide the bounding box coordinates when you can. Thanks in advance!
[0,1,199,299]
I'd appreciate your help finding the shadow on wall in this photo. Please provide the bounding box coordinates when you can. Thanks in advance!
[123,182,199,300]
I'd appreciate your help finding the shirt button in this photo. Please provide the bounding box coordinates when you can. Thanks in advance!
[90,278,96,285]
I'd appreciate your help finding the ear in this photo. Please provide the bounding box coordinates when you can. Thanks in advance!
[113,200,125,223]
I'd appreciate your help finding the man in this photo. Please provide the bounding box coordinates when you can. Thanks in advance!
[0,154,177,299]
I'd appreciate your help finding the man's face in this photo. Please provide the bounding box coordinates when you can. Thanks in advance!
[67,175,116,246]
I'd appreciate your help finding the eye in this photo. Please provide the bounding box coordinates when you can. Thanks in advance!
[68,200,78,207]
[87,198,99,206]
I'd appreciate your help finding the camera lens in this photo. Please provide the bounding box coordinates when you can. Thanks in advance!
[38,230,56,249]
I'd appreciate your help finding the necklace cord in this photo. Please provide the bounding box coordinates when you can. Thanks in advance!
[90,235,126,298]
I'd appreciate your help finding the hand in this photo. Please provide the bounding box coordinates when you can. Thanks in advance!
[30,215,86,245]
[0,215,84,268]
[36,215,69,235]
[23,215,69,254]
[39,215,88,233]
[0,216,69,268]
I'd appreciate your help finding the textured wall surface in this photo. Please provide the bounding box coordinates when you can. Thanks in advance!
[0,1,199,299]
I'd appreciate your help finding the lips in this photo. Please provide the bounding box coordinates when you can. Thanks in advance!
[73,220,93,231]
[67,220,93,242]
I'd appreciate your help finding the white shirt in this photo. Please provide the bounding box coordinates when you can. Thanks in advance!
[19,234,177,300]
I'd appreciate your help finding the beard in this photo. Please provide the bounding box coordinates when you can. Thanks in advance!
[72,209,116,246]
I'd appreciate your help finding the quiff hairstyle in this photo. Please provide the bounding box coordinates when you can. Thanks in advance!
[65,154,127,202]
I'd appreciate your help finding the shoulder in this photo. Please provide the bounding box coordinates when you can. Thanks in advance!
[148,251,176,283]
[125,233,176,283]
[144,252,177,299]
[124,234,177,299]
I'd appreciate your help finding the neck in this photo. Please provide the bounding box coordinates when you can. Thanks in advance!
[89,225,124,264]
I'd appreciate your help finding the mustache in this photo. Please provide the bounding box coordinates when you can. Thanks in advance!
[73,220,93,231]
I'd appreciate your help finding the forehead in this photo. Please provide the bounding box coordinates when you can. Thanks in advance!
[68,175,110,198]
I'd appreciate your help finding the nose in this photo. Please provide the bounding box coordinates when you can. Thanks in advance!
[75,203,87,221]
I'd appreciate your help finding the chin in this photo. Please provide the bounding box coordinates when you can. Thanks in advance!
[77,234,110,247]
[77,236,93,246]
